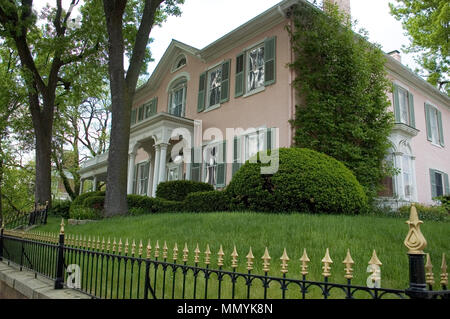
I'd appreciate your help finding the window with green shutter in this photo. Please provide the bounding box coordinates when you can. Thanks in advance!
[130,109,137,126]
[216,141,227,188]
[232,136,242,177]
[197,72,207,113]
[264,36,276,86]
[235,53,245,97]
[425,103,445,147]
[393,84,415,127]
[138,105,144,122]
[430,169,449,199]
[190,147,202,182]
[220,59,231,103]
[144,97,157,119]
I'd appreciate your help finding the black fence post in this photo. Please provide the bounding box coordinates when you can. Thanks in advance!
[55,219,65,289]
[404,204,430,299]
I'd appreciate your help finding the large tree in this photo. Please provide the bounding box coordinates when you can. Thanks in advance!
[102,0,183,217]
[389,0,449,95]
[288,2,394,201]
[0,0,107,206]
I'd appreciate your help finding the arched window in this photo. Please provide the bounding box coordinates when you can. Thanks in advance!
[173,54,187,72]
[168,77,187,117]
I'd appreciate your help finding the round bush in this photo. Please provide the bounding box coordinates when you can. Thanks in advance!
[184,191,230,212]
[69,207,102,220]
[127,194,183,214]
[69,191,105,219]
[83,196,105,212]
[156,180,214,201]
[49,199,71,219]
[226,148,367,214]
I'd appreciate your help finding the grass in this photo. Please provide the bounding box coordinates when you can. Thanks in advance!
[31,212,450,299]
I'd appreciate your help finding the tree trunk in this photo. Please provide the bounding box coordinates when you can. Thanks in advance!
[34,120,53,208]
[103,1,130,217]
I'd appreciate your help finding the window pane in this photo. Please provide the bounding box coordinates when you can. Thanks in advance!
[435,172,444,197]
[170,86,184,117]
[247,45,265,92]
[398,89,409,125]
[402,156,412,198]
[208,67,222,107]
[204,145,218,186]
[247,134,258,160]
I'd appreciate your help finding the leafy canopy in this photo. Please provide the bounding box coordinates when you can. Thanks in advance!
[389,0,450,95]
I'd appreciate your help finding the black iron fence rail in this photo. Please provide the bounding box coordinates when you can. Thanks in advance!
[1,202,49,230]
[0,204,448,300]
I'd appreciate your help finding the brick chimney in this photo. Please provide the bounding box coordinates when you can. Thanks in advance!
[323,0,351,18]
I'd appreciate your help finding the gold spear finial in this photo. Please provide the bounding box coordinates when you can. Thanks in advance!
[124,238,129,255]
[205,244,211,265]
[321,248,333,278]
[146,240,151,259]
[101,237,105,251]
[342,249,355,280]
[246,247,255,271]
[441,253,448,286]
[231,246,239,269]
[425,253,434,286]
[173,243,178,261]
[217,245,225,267]
[154,240,160,258]
[96,236,100,250]
[262,247,271,273]
[107,237,111,252]
[368,250,382,285]
[280,248,290,274]
[118,238,122,254]
[300,249,310,276]
[138,240,143,257]
[59,218,65,235]
[162,241,168,259]
[368,250,382,267]
[183,243,189,263]
[112,238,117,253]
[194,243,200,264]
[404,204,427,254]
[87,236,91,249]
[131,239,137,256]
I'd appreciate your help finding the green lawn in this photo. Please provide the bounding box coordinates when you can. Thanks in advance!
[32,212,449,299]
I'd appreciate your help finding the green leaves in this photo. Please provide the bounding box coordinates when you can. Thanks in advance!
[287,2,394,202]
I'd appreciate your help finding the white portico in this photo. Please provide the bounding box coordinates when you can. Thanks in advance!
[79,112,195,197]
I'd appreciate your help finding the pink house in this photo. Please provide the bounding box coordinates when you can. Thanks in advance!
[79,0,450,208]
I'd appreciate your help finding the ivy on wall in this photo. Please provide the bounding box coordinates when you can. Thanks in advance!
[287,2,395,201]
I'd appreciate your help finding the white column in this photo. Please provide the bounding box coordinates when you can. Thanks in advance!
[185,148,191,181]
[394,152,405,200]
[79,179,84,195]
[158,143,168,184]
[127,152,136,194]
[411,156,418,202]
[93,176,98,191]
[152,145,161,197]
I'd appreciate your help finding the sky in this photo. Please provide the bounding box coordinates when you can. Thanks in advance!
[146,0,418,75]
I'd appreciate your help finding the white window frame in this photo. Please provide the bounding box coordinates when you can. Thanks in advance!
[245,41,265,96]
[428,104,443,147]
[244,128,267,162]
[205,64,223,110]
[172,54,187,73]
[167,162,181,182]
[397,86,411,126]
[136,161,149,195]
[168,80,187,118]
[434,170,445,197]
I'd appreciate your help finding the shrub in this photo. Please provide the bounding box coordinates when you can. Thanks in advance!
[397,204,448,222]
[83,196,105,212]
[156,180,214,201]
[126,194,183,214]
[69,207,102,220]
[69,191,106,219]
[226,148,367,214]
[434,195,450,213]
[184,191,230,212]
[49,199,71,219]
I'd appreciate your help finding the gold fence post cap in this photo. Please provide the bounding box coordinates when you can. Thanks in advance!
[59,219,65,235]
[404,204,427,254]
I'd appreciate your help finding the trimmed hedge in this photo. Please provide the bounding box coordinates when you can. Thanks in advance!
[127,194,183,214]
[70,207,103,220]
[69,191,105,219]
[83,196,105,212]
[156,180,214,201]
[397,204,448,222]
[226,148,368,214]
[49,199,71,219]
[434,195,450,213]
[184,191,230,212]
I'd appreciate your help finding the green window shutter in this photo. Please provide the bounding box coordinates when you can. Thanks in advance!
[132,164,138,194]
[191,147,201,182]
[142,162,150,194]
[220,59,231,103]
[444,173,450,195]
[264,36,276,86]
[408,92,415,128]
[437,109,444,147]
[232,137,242,177]
[197,72,207,112]
[130,109,137,125]
[235,53,245,97]
[430,169,437,199]
[424,103,433,141]
[393,84,401,123]
[266,128,272,151]
[216,141,227,188]
[138,105,144,122]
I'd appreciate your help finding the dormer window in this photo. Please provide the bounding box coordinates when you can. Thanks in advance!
[173,54,187,72]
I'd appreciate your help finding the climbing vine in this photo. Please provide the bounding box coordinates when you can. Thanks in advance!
[287,2,395,201]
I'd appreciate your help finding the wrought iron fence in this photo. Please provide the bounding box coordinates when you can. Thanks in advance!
[1,202,49,230]
[0,204,448,299]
